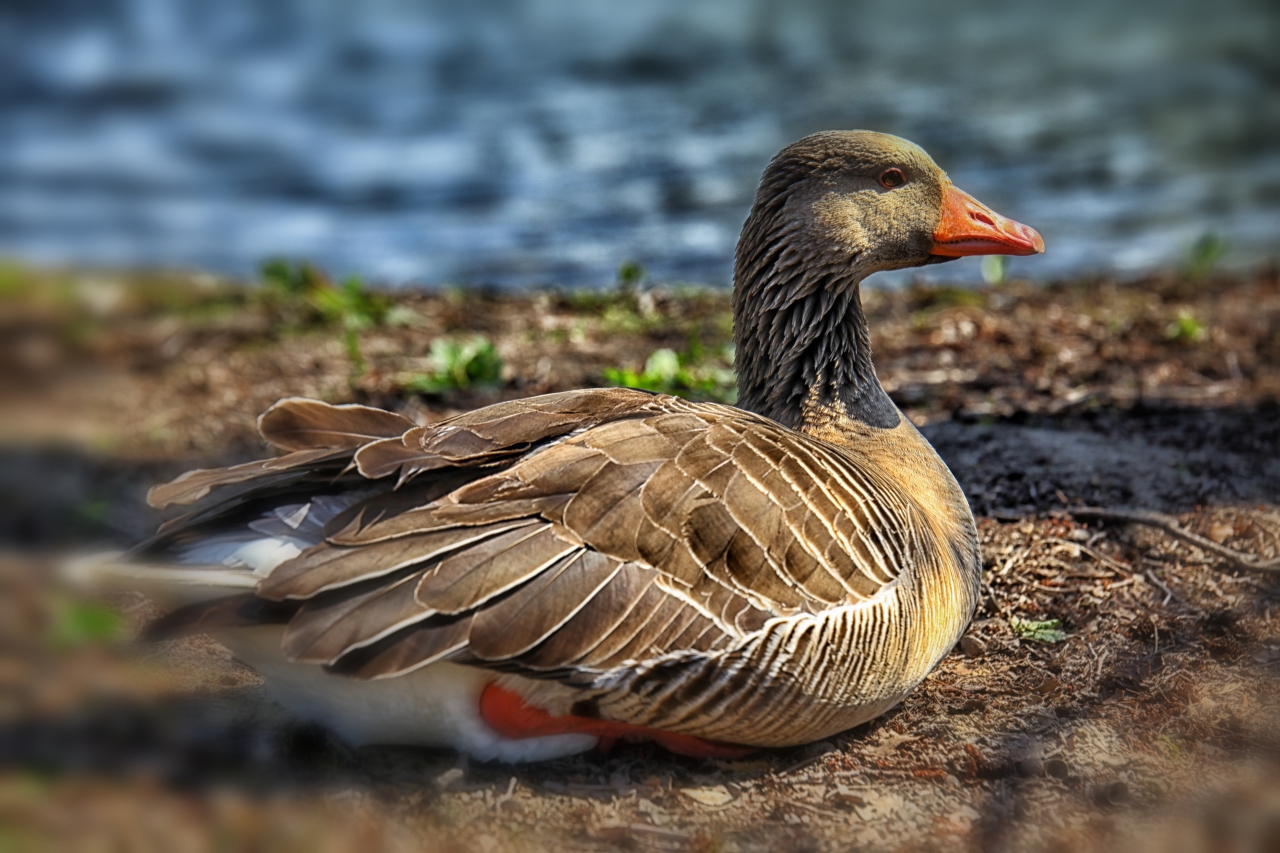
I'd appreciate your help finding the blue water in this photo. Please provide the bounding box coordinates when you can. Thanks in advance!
[1,0,1278,287]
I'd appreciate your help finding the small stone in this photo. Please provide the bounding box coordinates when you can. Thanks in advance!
[832,785,866,808]
[1034,676,1063,696]
[434,767,465,790]
[1016,757,1043,777]
[960,636,987,659]
[680,785,733,807]
[1093,780,1130,806]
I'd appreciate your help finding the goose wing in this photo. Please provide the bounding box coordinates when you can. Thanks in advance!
[141,390,918,684]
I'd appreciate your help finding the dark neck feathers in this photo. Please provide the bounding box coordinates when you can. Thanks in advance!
[732,163,899,431]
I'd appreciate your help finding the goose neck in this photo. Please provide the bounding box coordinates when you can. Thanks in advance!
[732,271,899,433]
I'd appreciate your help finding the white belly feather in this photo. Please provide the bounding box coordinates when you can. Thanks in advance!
[217,626,596,762]
[98,493,601,762]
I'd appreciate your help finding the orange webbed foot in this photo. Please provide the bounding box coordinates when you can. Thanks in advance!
[479,682,754,760]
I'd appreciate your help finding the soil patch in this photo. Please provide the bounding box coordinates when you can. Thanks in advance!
[1,265,1278,851]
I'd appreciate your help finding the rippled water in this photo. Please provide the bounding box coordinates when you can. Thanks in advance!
[1,0,1278,287]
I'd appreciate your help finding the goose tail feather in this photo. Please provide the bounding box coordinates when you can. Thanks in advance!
[63,550,260,609]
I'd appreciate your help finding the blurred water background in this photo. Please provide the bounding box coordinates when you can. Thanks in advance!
[1,0,1278,288]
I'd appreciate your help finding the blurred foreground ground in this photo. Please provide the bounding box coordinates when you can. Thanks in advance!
[1,265,1279,852]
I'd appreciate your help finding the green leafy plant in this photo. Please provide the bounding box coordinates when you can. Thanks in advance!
[259,261,390,374]
[910,285,986,311]
[0,262,31,302]
[49,600,125,651]
[1155,734,1182,760]
[1165,309,1206,343]
[307,275,387,326]
[1009,616,1067,644]
[604,344,736,403]
[616,259,646,293]
[981,255,1009,286]
[405,336,503,395]
[260,258,324,296]
[307,276,389,373]
[1186,232,1227,280]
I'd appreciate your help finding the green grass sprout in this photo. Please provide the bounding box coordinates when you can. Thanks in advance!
[981,255,1009,286]
[49,600,126,651]
[604,344,736,403]
[1186,232,1227,280]
[1165,309,1206,343]
[406,336,503,395]
[1009,616,1067,644]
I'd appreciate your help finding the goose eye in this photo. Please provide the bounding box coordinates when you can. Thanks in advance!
[878,168,906,189]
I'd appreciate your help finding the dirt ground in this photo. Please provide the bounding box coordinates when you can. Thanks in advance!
[1,264,1279,852]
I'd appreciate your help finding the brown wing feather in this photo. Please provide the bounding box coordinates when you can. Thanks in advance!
[259,520,539,600]
[338,614,474,679]
[352,388,660,482]
[415,524,582,613]
[598,594,693,664]
[563,582,676,668]
[139,594,299,641]
[282,569,433,663]
[141,390,924,696]
[257,397,415,451]
[514,562,657,670]
[468,549,623,659]
[147,448,351,509]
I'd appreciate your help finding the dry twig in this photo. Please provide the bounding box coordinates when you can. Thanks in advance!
[1045,537,1133,576]
[1072,507,1280,576]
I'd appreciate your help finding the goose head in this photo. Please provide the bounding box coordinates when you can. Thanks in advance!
[737,130,1043,284]
[733,131,1043,429]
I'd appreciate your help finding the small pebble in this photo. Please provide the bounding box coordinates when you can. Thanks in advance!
[434,767,465,790]
[1016,757,1043,777]
[1093,780,1130,806]
[960,636,987,658]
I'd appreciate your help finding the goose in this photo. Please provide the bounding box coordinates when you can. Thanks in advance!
[98,131,1043,763]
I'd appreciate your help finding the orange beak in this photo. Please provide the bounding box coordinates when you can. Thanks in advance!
[930,183,1044,257]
